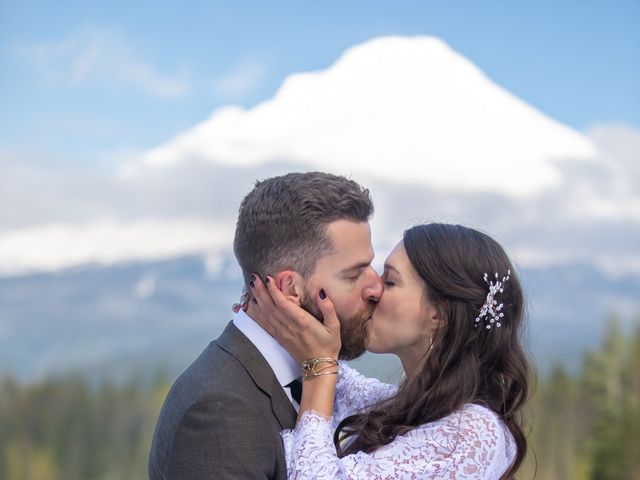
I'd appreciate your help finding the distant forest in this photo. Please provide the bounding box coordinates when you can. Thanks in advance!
[1,315,638,480]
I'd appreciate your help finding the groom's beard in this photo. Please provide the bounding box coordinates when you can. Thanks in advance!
[301,292,376,361]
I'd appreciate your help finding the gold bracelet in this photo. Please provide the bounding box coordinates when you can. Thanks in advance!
[300,356,338,379]
[303,370,338,381]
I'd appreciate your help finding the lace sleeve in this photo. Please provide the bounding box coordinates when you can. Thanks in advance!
[281,404,516,479]
[333,361,398,425]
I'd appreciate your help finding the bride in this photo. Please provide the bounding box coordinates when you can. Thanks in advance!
[249,223,530,479]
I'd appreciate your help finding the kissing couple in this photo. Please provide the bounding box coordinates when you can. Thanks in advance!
[149,172,530,479]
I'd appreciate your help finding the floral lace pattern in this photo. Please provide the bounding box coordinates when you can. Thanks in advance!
[333,361,398,426]
[282,363,516,479]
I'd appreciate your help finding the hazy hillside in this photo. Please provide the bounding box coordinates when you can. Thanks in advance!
[1,253,638,383]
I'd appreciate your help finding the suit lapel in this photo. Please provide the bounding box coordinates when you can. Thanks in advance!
[216,321,297,430]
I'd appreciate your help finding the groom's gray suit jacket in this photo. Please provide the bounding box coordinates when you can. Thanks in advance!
[148,321,297,479]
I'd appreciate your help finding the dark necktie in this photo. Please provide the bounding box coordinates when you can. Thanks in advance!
[286,378,303,404]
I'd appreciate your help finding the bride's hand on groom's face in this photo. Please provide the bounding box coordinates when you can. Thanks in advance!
[249,275,341,362]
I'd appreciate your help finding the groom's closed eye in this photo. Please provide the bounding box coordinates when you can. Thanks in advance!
[345,271,363,281]
[342,265,369,281]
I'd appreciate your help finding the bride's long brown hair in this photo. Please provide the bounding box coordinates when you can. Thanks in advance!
[334,223,530,479]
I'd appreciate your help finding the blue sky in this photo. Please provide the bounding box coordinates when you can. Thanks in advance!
[2,1,639,382]
[1,1,638,168]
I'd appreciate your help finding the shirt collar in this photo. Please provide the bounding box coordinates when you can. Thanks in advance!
[232,309,300,387]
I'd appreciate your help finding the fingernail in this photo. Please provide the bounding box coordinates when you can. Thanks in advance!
[265,276,270,284]
[319,289,326,300]
[249,280,255,288]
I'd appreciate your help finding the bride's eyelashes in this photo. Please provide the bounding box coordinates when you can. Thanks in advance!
[381,271,396,288]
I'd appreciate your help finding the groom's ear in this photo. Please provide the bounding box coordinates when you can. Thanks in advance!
[274,270,304,306]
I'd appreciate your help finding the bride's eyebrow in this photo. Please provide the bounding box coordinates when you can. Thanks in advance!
[383,263,401,276]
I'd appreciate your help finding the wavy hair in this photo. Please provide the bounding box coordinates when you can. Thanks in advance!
[334,223,530,479]
[234,172,373,287]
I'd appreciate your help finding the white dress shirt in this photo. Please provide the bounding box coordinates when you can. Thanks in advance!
[233,308,301,410]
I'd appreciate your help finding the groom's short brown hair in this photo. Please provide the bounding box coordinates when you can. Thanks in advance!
[233,172,373,287]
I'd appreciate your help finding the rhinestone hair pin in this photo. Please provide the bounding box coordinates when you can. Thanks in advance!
[475,269,511,329]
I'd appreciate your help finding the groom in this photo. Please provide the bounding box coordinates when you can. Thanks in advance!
[148,172,383,479]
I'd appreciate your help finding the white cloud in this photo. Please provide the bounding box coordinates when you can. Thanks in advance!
[211,57,269,99]
[587,124,640,173]
[138,36,596,198]
[554,124,640,223]
[1,36,639,278]
[594,255,640,278]
[0,218,234,276]
[510,246,640,278]
[586,124,640,194]
[134,273,157,299]
[14,26,189,98]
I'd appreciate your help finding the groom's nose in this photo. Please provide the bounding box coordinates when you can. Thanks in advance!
[362,267,383,302]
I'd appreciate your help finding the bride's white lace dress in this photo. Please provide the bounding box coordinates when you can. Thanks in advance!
[281,362,516,479]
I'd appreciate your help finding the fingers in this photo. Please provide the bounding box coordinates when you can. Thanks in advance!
[248,275,341,360]
[251,275,276,310]
[263,276,318,327]
[264,276,303,314]
[247,275,279,336]
[316,289,340,332]
[249,274,300,336]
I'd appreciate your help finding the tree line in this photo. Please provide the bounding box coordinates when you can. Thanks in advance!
[521,316,640,479]
[1,316,638,479]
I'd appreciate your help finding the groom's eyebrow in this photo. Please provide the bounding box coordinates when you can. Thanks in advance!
[341,261,372,273]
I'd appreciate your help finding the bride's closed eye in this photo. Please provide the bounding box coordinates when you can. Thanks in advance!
[382,272,396,287]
